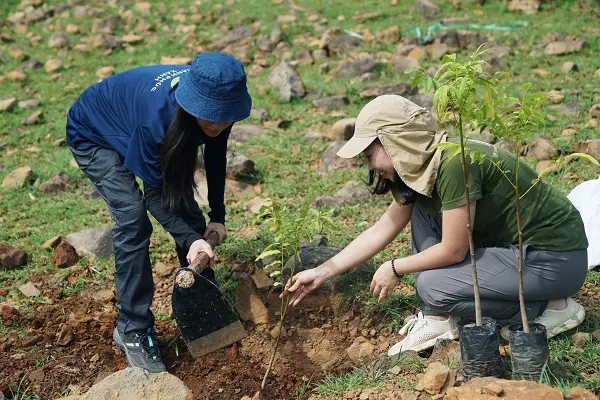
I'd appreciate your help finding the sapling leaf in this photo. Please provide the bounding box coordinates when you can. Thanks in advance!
[256,249,281,261]
[269,271,282,278]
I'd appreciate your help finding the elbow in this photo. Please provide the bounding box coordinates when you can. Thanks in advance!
[446,245,469,265]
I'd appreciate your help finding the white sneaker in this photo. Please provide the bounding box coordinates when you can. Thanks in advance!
[500,297,585,340]
[387,312,458,356]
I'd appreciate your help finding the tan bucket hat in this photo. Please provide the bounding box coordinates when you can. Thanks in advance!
[337,95,447,198]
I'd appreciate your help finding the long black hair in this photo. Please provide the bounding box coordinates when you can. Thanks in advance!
[161,105,205,211]
[367,170,421,204]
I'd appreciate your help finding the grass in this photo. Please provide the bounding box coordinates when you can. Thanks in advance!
[1,0,599,397]
[312,363,387,396]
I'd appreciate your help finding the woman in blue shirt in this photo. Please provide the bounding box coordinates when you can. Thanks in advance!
[66,53,252,372]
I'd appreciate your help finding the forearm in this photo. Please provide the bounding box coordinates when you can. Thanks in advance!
[143,185,203,248]
[393,242,466,274]
[204,128,229,223]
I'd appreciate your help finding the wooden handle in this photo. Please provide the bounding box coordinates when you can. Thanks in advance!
[187,231,220,274]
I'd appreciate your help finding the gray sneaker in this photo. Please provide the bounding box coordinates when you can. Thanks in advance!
[113,328,167,373]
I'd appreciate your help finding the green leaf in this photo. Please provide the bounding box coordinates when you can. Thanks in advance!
[269,270,282,278]
[265,260,282,269]
[410,74,423,89]
[565,153,600,167]
[404,67,420,75]
[255,249,281,261]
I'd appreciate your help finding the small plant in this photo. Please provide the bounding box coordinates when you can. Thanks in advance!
[254,198,333,390]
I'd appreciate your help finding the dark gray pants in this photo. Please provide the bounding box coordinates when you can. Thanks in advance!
[411,203,588,323]
[70,145,208,333]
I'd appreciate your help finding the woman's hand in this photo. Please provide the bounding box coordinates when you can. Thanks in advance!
[204,222,227,245]
[283,262,334,307]
[370,261,400,303]
[186,239,215,264]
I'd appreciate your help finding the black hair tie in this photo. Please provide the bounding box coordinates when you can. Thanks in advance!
[391,259,403,279]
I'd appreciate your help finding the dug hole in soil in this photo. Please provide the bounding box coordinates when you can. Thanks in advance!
[0,260,396,400]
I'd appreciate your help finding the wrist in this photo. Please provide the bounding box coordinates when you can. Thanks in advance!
[316,259,338,281]
[390,259,403,279]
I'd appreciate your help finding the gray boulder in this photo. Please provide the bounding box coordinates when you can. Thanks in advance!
[65,228,113,261]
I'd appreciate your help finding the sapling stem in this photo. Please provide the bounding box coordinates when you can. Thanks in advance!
[514,150,530,333]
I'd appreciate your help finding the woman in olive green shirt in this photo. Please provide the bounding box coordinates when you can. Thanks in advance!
[284,95,588,355]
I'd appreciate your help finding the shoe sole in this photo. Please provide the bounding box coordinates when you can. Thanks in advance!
[112,329,166,373]
[500,305,586,340]
[388,329,459,356]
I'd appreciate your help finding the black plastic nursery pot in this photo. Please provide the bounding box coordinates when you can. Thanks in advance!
[508,322,549,381]
[457,317,501,379]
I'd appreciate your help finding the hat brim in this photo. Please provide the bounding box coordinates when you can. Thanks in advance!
[336,135,377,158]
[175,75,252,123]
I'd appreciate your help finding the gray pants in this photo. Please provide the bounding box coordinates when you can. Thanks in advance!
[70,145,209,333]
[411,204,587,322]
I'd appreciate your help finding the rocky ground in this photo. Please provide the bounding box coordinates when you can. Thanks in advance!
[1,0,600,398]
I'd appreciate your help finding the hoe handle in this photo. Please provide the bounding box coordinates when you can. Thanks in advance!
[188,231,220,273]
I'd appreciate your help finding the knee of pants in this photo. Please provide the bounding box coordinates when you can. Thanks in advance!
[113,201,153,241]
[415,270,454,311]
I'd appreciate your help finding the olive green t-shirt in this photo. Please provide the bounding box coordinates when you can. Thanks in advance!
[413,140,588,251]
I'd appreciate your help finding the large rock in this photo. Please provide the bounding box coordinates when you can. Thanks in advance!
[51,242,79,268]
[544,40,587,56]
[328,34,361,55]
[48,32,69,48]
[211,26,255,51]
[0,244,28,270]
[589,104,600,118]
[0,97,17,112]
[527,138,557,160]
[82,368,192,400]
[231,124,264,142]
[235,274,269,324]
[1,166,33,189]
[415,362,450,395]
[314,186,372,209]
[65,228,113,261]
[334,57,379,79]
[360,83,416,99]
[268,61,306,102]
[550,102,584,118]
[574,139,600,161]
[226,150,257,181]
[331,118,356,141]
[313,96,349,112]
[18,281,40,297]
[509,0,540,14]
[445,377,563,400]
[38,172,72,194]
[414,0,440,17]
[321,141,363,173]
[565,387,599,400]
[437,30,486,49]
[391,54,419,73]
[346,336,375,365]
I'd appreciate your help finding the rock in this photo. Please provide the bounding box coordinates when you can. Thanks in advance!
[18,281,40,297]
[44,58,62,73]
[589,104,600,118]
[6,70,26,81]
[446,377,563,400]
[96,66,115,80]
[376,26,400,44]
[2,166,33,189]
[268,61,306,102]
[322,141,363,173]
[547,90,564,104]
[574,139,600,161]
[0,98,17,112]
[328,34,361,55]
[41,235,62,251]
[48,32,69,48]
[313,96,349,112]
[226,150,257,181]
[544,40,587,56]
[65,228,114,261]
[304,130,324,140]
[56,325,75,346]
[8,46,28,61]
[572,332,591,348]
[314,186,372,208]
[154,262,175,278]
[312,49,329,61]
[335,57,379,79]
[346,336,375,365]
[92,289,115,303]
[250,108,269,121]
[84,368,192,399]
[360,83,415,99]
[562,128,577,137]
[509,0,540,14]
[121,34,143,44]
[592,329,600,344]
[417,362,450,395]
[39,172,72,193]
[251,268,273,291]
[562,61,578,74]
[429,42,448,59]
[391,54,419,73]
[438,30,486,49]
[245,197,267,214]
[23,110,42,125]
[211,27,255,51]
[565,386,599,400]
[536,160,553,175]
[18,99,40,110]
[51,242,79,268]
[527,138,557,160]
[332,118,356,141]
[66,24,80,34]
[532,68,550,78]
[414,0,440,17]
[550,103,583,118]
[93,15,120,33]
[231,124,263,142]
[235,275,269,324]
[160,56,192,65]
[0,244,28,270]
[407,47,427,62]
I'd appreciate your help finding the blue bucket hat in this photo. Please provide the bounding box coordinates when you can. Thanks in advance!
[175,52,252,123]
